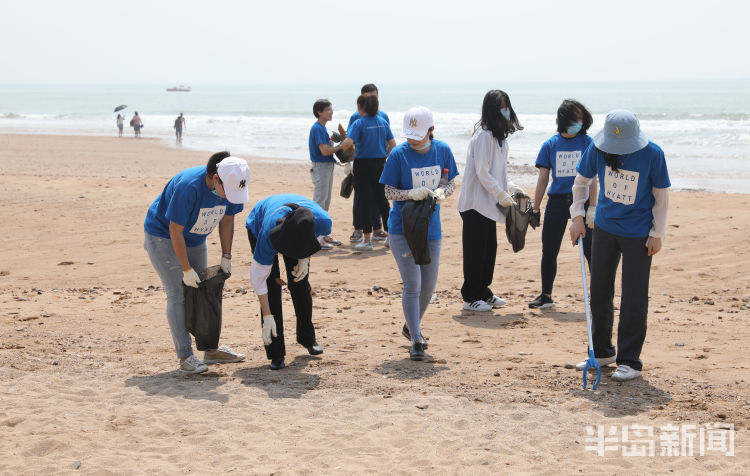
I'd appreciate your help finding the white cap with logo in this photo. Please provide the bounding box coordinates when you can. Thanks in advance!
[401,106,434,140]
[216,156,250,204]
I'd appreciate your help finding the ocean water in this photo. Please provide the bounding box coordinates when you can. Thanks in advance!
[1,81,749,192]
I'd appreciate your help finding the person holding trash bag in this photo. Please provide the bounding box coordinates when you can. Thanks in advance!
[569,109,670,382]
[245,194,332,370]
[529,99,597,310]
[380,106,458,361]
[144,151,250,374]
[456,89,524,312]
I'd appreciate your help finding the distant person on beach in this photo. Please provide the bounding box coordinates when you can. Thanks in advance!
[456,89,524,312]
[174,113,185,144]
[529,99,597,309]
[116,114,124,137]
[131,112,142,138]
[380,106,459,361]
[245,194,331,370]
[340,94,396,251]
[569,109,670,382]
[347,83,390,245]
[308,99,345,249]
[143,152,250,374]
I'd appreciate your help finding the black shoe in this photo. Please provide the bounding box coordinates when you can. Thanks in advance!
[300,340,324,355]
[402,324,428,349]
[410,341,425,361]
[269,358,285,370]
[529,293,555,309]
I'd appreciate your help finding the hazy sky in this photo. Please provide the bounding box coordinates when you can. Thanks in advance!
[2,0,748,84]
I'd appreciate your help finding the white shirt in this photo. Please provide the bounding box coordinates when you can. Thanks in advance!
[456,127,511,223]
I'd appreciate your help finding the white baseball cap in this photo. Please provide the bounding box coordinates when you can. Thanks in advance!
[216,156,250,204]
[401,106,434,140]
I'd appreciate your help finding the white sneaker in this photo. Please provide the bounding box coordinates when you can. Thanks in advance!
[179,355,208,374]
[575,356,616,371]
[611,365,642,381]
[485,295,506,308]
[318,237,334,250]
[354,241,373,251]
[203,345,246,364]
[462,300,492,312]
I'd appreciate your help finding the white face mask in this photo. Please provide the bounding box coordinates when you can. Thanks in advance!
[500,108,511,120]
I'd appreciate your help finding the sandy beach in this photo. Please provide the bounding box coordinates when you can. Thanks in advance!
[0,134,748,474]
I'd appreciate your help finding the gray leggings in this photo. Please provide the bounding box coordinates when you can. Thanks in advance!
[144,232,207,359]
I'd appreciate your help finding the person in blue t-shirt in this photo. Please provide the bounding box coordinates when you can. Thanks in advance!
[245,194,332,370]
[341,93,396,250]
[569,110,670,382]
[346,83,390,244]
[309,98,345,249]
[144,152,250,374]
[529,99,597,310]
[380,106,459,361]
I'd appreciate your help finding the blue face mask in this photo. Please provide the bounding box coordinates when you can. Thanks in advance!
[566,122,583,135]
[500,108,511,120]
[415,139,431,151]
[211,188,222,198]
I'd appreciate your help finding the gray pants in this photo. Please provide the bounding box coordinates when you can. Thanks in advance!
[144,232,207,359]
[311,161,335,211]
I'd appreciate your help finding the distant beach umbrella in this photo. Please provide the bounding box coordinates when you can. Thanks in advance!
[113,105,128,113]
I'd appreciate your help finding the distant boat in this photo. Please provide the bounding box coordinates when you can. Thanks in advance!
[166,85,191,92]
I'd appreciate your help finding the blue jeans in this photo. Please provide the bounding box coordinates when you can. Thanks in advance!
[144,232,207,359]
[389,234,441,343]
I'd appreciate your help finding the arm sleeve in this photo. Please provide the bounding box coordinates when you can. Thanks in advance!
[472,133,506,199]
[649,187,669,238]
[569,173,594,218]
[250,259,273,296]
[437,178,456,198]
[384,184,410,201]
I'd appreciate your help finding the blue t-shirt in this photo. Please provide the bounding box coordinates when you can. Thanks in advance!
[245,194,333,266]
[379,140,459,240]
[308,121,334,163]
[577,141,671,238]
[535,133,594,195]
[347,114,394,159]
[144,166,244,247]
[348,110,390,128]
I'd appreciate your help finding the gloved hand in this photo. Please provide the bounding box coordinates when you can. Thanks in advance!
[261,315,277,346]
[408,186,432,201]
[508,184,525,196]
[291,258,310,282]
[343,162,353,176]
[530,210,541,229]
[498,191,517,207]
[431,188,446,201]
[220,256,232,274]
[182,268,200,288]
[585,206,596,229]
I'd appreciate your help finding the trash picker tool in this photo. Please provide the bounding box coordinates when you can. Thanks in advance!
[579,234,601,390]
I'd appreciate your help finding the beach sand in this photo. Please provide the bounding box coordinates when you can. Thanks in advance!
[0,134,748,474]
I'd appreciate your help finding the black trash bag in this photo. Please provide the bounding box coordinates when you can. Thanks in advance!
[340,172,354,198]
[183,265,230,351]
[401,196,438,265]
[497,191,534,253]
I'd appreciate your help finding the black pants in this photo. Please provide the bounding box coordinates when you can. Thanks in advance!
[541,194,592,295]
[248,230,316,361]
[352,158,390,234]
[589,227,652,371]
[460,209,497,303]
[352,192,383,230]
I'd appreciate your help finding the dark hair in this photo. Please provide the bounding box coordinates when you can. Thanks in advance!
[357,94,379,117]
[474,89,523,141]
[602,151,620,172]
[312,99,332,118]
[361,83,378,95]
[206,151,231,177]
[557,99,593,135]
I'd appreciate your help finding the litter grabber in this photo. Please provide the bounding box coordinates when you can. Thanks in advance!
[578,234,601,390]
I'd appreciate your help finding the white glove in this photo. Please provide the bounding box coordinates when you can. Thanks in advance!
[585,206,596,228]
[291,258,310,282]
[498,191,517,208]
[220,256,231,274]
[431,188,446,201]
[182,268,200,288]
[343,162,353,175]
[508,184,525,196]
[407,186,431,201]
[262,315,277,346]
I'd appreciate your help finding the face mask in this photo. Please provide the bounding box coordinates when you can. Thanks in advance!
[500,108,511,120]
[415,139,431,151]
[211,188,222,198]
[566,122,583,135]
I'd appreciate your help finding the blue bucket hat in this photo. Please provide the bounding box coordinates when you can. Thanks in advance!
[593,109,648,155]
